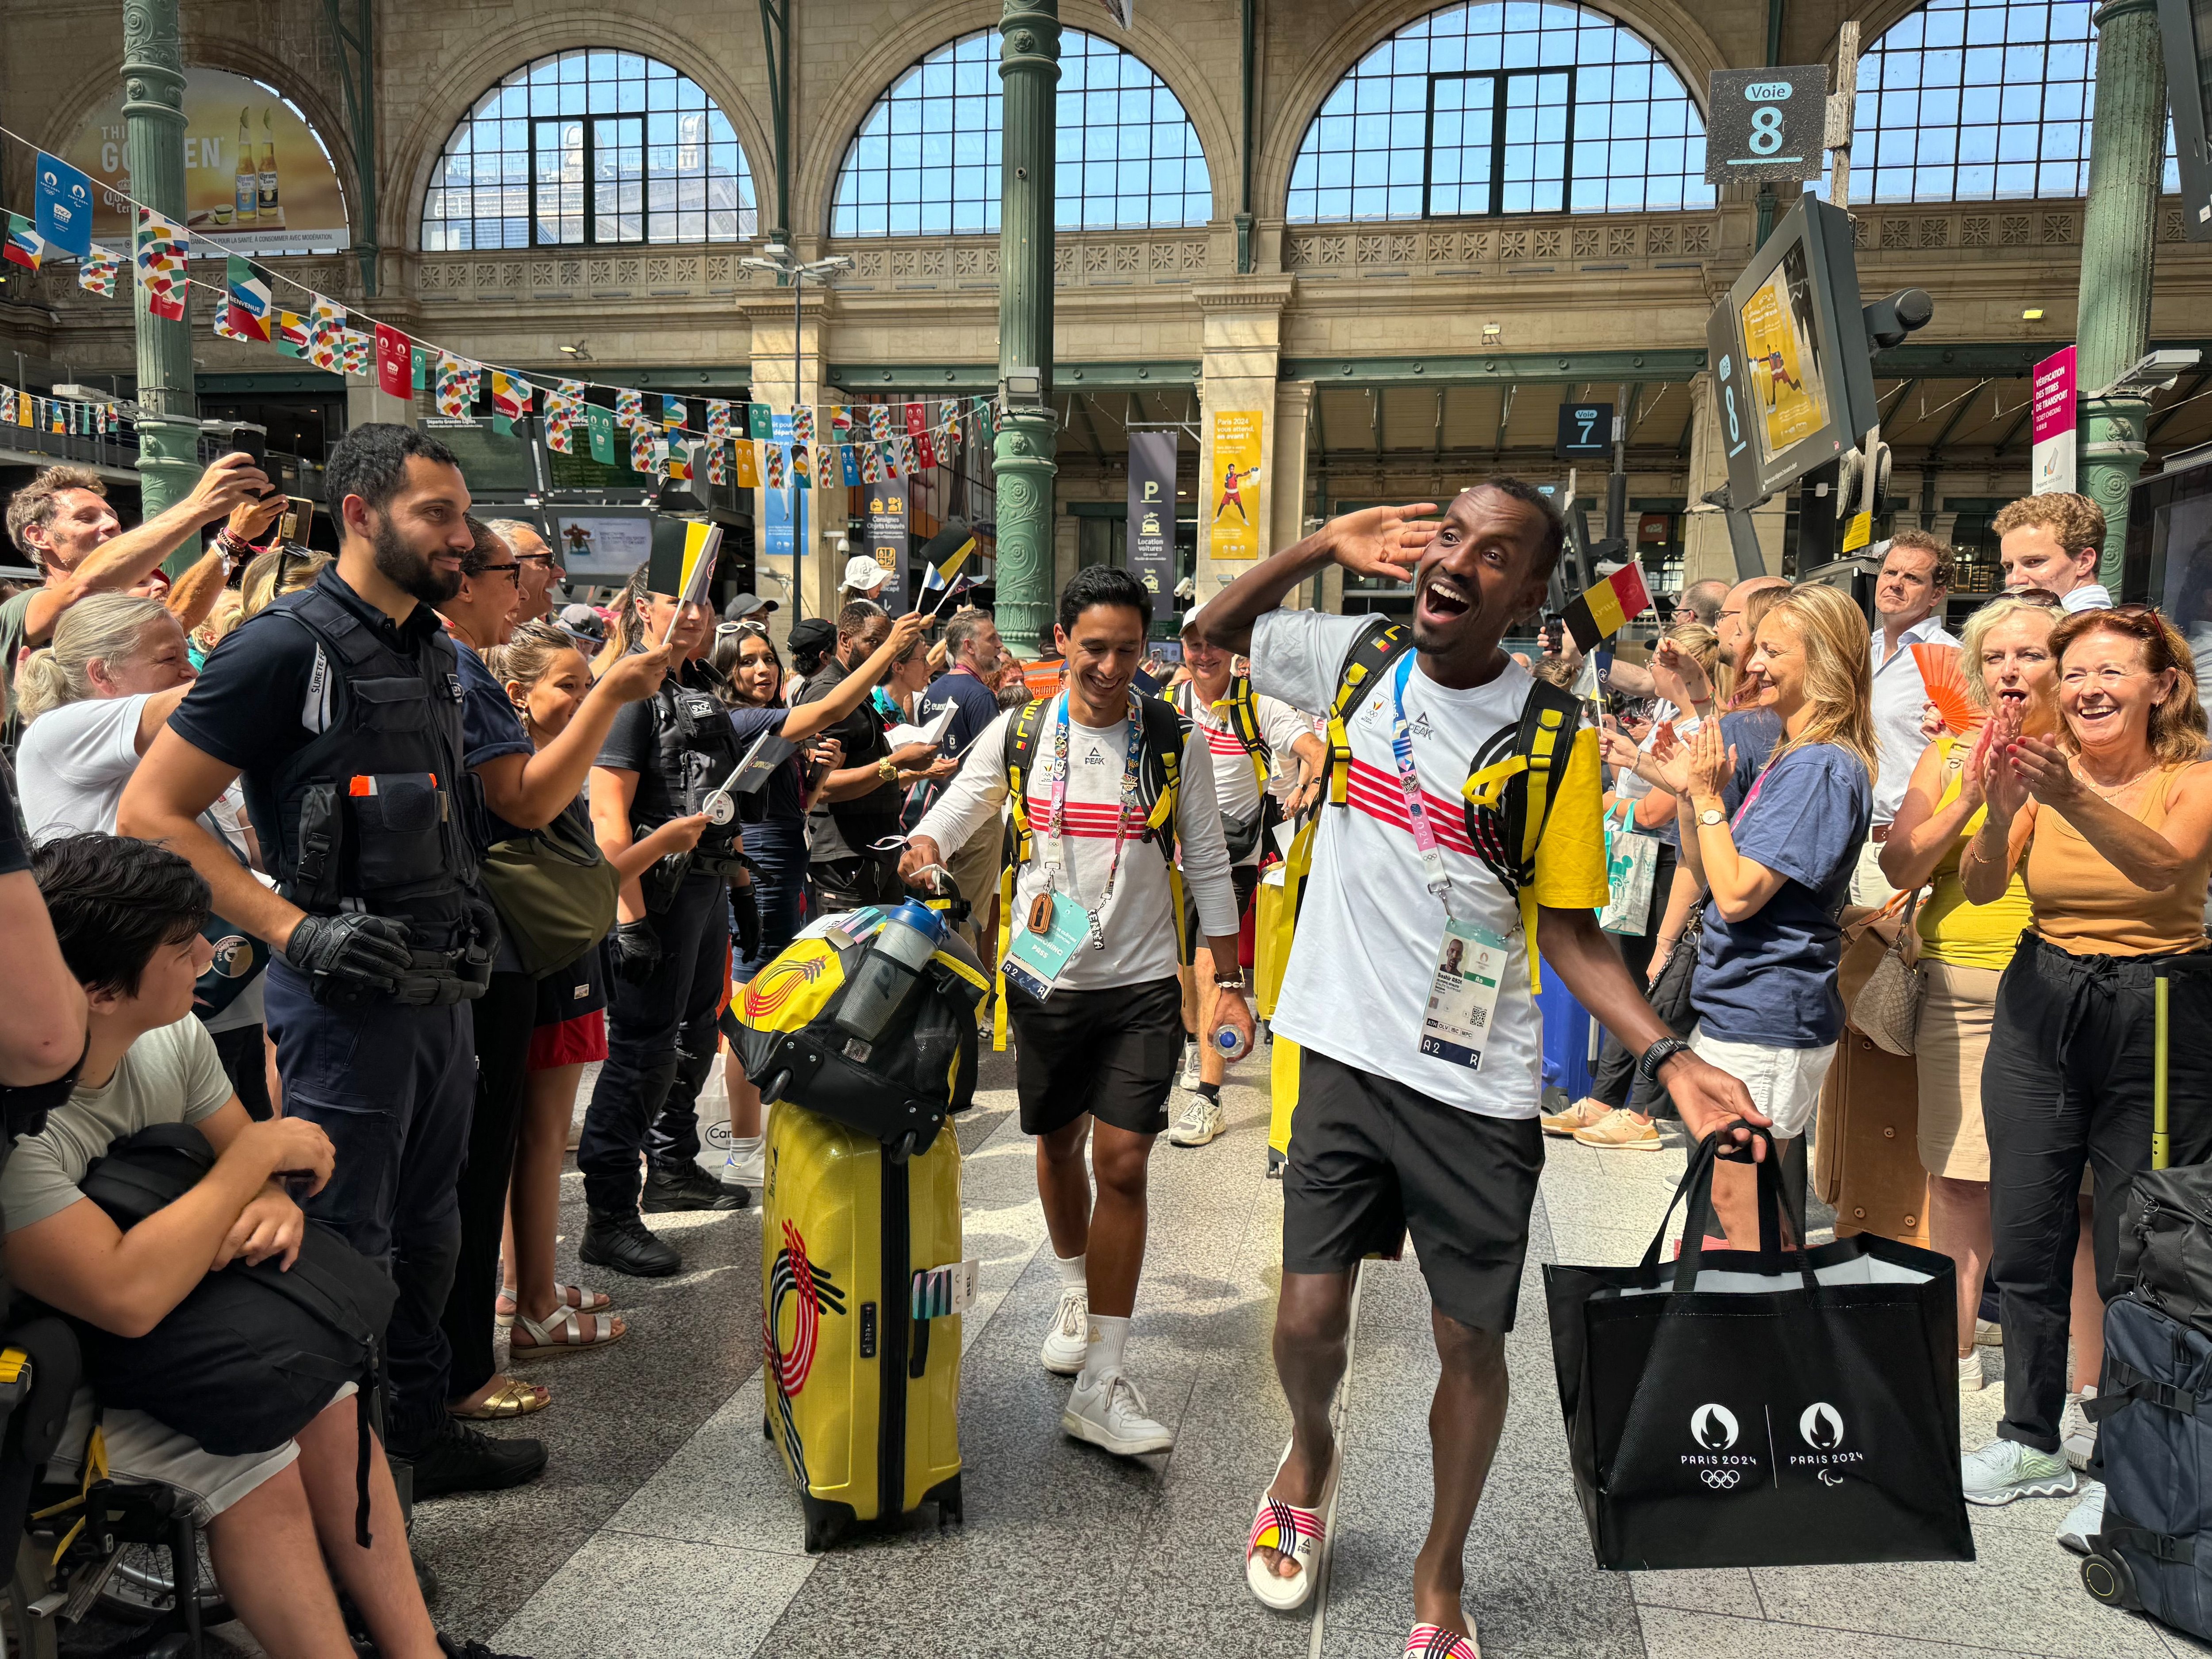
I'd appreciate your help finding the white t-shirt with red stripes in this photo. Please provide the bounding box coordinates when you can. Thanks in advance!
[1251,609,1609,1118]
[914,703,1242,990]
[1173,680,1315,867]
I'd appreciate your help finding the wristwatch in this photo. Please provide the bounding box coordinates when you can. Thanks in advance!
[875,756,899,783]
[1697,805,1726,827]
[1636,1035,1691,1086]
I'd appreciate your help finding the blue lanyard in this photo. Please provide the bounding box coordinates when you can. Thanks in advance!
[1045,694,1146,941]
[1390,653,1454,906]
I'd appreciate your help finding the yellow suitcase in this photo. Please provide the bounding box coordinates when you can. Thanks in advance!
[762,1098,965,1551]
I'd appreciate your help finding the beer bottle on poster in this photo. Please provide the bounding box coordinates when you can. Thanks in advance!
[258,109,282,226]
[233,109,258,226]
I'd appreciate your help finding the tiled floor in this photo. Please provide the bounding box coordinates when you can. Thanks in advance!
[178,1045,2208,1659]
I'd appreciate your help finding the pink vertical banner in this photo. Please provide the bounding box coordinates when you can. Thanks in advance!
[2030,346,2077,495]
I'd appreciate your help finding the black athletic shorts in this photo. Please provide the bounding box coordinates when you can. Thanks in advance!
[1178,862,1262,966]
[1006,974,1183,1138]
[1282,1047,1544,1334]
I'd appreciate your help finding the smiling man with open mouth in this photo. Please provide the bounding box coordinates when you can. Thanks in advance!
[1195,482,1762,1658]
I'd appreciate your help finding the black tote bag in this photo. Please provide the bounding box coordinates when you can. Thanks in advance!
[1542,1129,1973,1571]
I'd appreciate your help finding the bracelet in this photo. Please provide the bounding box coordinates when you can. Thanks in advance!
[875,756,898,782]
[1636,1035,1691,1085]
[1212,975,1247,992]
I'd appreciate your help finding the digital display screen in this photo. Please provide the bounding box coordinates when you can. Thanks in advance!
[553,514,653,581]
[1738,241,1831,468]
[418,416,535,492]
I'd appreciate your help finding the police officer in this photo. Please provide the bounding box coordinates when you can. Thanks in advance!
[577,561,753,1276]
[118,424,543,1499]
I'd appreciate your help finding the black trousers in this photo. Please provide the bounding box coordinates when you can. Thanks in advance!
[1589,841,1678,1108]
[579,872,727,1216]
[439,969,537,1403]
[809,851,904,915]
[208,1019,272,1120]
[1984,935,2212,1452]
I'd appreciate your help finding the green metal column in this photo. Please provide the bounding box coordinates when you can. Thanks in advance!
[993,0,1061,656]
[122,0,199,523]
[2076,0,2166,585]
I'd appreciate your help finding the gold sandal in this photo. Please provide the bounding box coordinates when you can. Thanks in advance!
[449,1375,550,1419]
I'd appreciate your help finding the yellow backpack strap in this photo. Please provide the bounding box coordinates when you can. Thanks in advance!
[1458,680,1581,990]
[1267,814,1317,993]
[993,698,1050,1052]
[1137,694,1183,856]
[1324,622,1412,807]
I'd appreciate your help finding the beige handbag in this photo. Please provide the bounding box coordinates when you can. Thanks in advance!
[1849,887,1925,1057]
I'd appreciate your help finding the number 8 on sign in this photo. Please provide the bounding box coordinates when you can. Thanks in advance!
[1748,106,1784,154]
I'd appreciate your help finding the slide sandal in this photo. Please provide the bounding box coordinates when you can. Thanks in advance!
[1244,1438,1340,1612]
[1406,1622,1481,1658]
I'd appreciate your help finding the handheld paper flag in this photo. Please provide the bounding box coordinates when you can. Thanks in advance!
[648,518,724,607]
[917,520,979,593]
[1560,562,1654,654]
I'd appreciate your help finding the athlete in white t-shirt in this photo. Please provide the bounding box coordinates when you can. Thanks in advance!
[1165,602,1325,1148]
[902,565,1251,1460]
[1196,486,1765,1659]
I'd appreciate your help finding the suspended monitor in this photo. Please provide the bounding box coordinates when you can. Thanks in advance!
[2162,0,2212,240]
[1705,191,1878,505]
[418,416,537,494]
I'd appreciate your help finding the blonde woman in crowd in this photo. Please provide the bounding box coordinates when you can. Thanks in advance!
[1663,584,1875,1239]
[1958,606,2212,1536]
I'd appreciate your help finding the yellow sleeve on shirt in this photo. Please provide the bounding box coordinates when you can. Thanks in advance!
[1532,726,1612,911]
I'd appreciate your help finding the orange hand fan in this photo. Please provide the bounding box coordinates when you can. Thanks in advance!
[1911,642,1982,736]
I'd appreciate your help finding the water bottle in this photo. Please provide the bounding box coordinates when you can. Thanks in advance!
[834,899,945,1046]
[1214,1023,1251,1065]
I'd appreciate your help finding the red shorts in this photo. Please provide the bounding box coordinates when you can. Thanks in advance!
[526,1009,607,1071]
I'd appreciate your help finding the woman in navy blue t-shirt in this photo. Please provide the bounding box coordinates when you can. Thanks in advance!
[1665,584,1875,1241]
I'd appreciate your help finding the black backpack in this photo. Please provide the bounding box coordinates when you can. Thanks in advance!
[70,1123,396,1543]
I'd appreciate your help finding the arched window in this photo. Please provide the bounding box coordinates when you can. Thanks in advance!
[1286,2,1713,222]
[1854,0,2179,204]
[830,29,1210,236]
[421,50,756,250]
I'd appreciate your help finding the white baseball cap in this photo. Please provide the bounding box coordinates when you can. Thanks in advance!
[1179,599,1207,638]
[841,554,892,592]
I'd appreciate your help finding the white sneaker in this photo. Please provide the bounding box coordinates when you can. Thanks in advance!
[1959,1350,1985,1392]
[1041,1284,1089,1375]
[722,1136,764,1190]
[1976,1318,2003,1348]
[1062,1371,1173,1456]
[1167,1093,1226,1147]
[1960,1437,2078,1505]
[2056,1480,2106,1554]
[1177,1041,1202,1093]
[2061,1387,2099,1470]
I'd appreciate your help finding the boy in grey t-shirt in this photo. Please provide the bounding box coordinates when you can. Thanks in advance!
[6,833,528,1659]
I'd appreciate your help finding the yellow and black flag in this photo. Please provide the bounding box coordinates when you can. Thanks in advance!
[1561,562,1653,653]
[648,517,723,607]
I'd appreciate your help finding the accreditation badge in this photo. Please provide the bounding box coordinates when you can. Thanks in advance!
[1002,892,1093,1002]
[1419,917,1508,1069]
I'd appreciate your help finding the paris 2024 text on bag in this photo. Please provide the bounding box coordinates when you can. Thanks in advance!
[1542,1128,1973,1571]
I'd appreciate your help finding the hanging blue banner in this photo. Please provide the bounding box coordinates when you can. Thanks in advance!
[35,152,95,258]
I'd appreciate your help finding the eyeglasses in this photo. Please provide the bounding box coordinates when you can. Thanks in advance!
[715,620,769,637]
[477,562,522,581]
[514,552,554,568]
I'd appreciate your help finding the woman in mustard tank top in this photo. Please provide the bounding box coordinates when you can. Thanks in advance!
[1958,606,2212,1518]
[1879,595,2061,1397]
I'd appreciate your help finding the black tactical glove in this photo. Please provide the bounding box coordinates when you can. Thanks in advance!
[282,912,414,990]
[610,918,662,985]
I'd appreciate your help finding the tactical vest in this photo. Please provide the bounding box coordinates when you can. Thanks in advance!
[253,583,485,976]
[637,664,748,868]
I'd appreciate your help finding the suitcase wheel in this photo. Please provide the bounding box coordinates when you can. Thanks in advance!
[762,1415,773,1441]
[926,1472,964,1529]
[801,1495,854,1555]
[2081,1549,2139,1612]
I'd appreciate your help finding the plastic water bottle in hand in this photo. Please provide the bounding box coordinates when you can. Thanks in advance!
[834,899,945,1048]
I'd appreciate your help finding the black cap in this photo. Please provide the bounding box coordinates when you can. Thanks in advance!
[723,591,778,622]
[787,617,837,657]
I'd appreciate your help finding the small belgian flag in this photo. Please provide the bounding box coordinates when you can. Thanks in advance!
[1561,562,1653,653]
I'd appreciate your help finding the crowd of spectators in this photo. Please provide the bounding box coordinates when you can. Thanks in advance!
[0,426,2204,1645]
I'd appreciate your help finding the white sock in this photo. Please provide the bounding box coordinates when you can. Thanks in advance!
[1054,1252,1087,1290]
[728,1134,763,1156]
[1080,1313,1130,1386]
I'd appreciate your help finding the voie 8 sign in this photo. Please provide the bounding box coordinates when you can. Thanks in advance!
[1705,67,1829,187]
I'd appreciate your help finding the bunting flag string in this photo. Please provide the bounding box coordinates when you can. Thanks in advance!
[77,243,122,296]
[133,209,187,321]
[1,383,121,436]
[4,212,46,272]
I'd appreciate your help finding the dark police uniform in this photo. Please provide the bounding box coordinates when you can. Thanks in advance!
[798,652,904,909]
[579,657,748,1223]
[167,566,493,1457]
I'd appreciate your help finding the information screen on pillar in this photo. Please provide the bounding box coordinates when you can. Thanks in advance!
[1708,191,1878,501]
[2160,0,2212,241]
